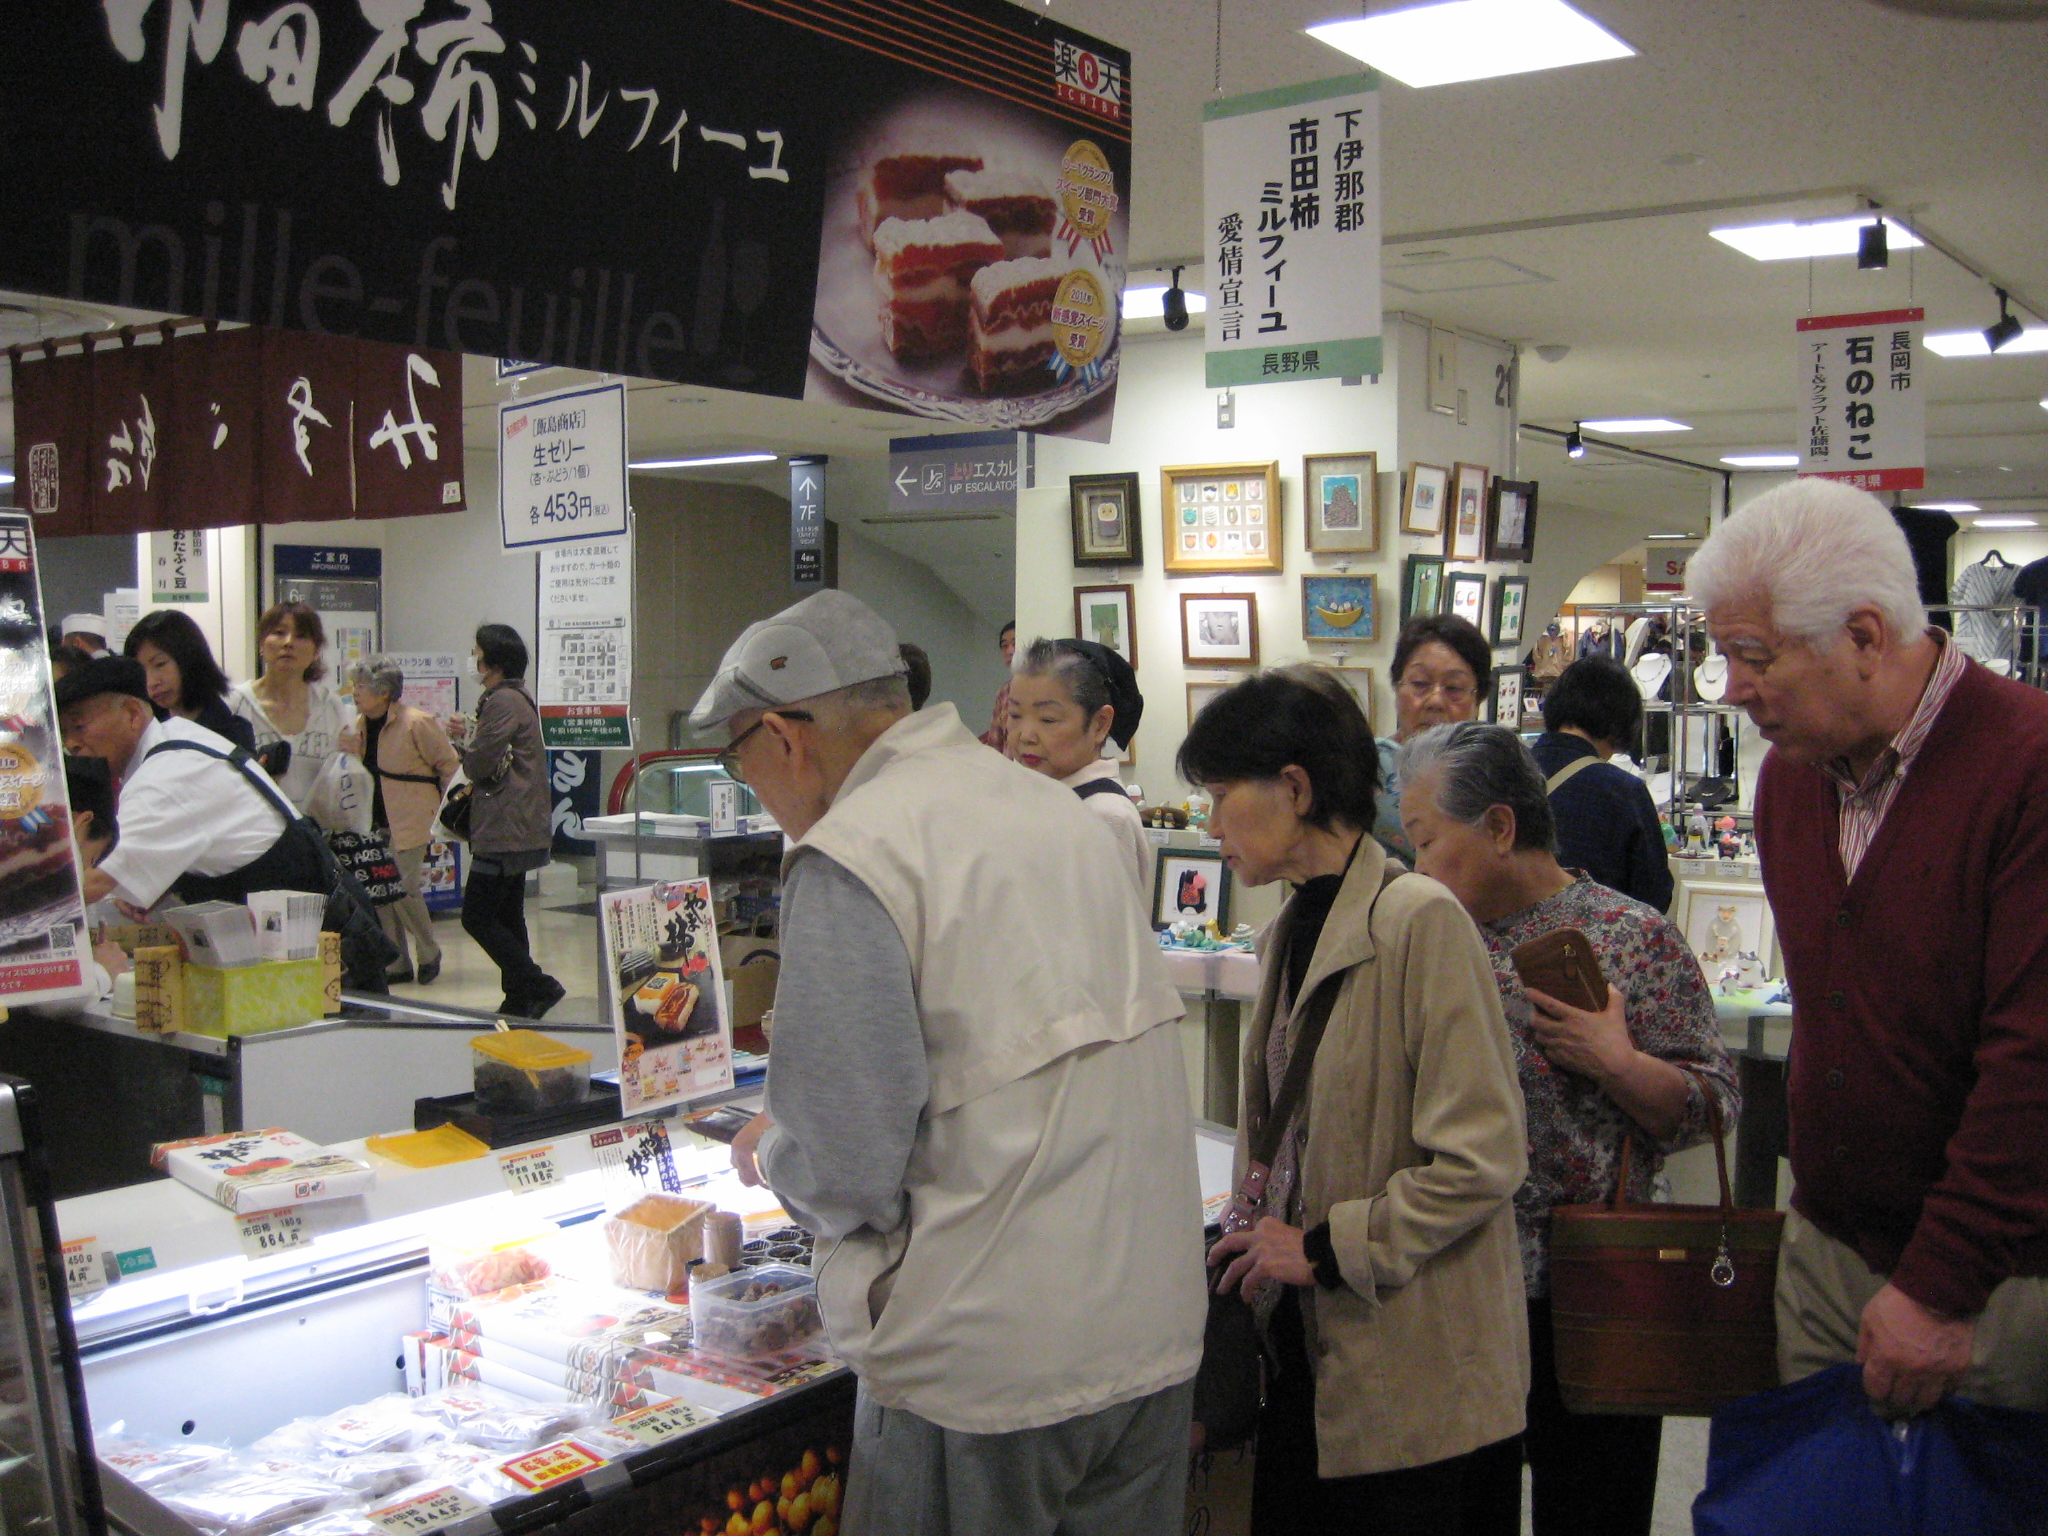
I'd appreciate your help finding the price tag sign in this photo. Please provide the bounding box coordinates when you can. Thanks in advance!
[236,1206,308,1259]
[369,1484,489,1536]
[613,1396,717,1447]
[499,1439,608,1493]
[498,1145,559,1195]
[61,1238,108,1305]
[1145,827,1169,846]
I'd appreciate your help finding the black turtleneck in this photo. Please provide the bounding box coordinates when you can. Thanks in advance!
[1285,870,1345,1005]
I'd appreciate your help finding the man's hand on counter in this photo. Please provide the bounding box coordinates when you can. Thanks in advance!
[94,940,132,978]
[81,866,116,904]
[731,1112,775,1187]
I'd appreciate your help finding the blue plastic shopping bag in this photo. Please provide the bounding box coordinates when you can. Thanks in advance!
[1694,1364,2048,1535]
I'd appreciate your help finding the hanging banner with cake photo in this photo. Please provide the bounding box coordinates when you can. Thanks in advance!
[0,512,90,1005]
[806,23,1133,442]
[601,880,733,1116]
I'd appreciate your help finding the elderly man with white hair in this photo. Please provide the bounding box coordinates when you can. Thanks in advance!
[691,590,1205,1536]
[1690,477,2048,1418]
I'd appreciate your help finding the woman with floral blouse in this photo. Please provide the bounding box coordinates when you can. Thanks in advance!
[1398,721,1739,1536]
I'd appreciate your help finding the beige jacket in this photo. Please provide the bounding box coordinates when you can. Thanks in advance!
[795,705,1206,1432]
[1242,837,1530,1476]
[348,702,460,852]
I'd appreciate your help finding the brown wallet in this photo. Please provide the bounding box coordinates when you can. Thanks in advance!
[1509,927,1609,1012]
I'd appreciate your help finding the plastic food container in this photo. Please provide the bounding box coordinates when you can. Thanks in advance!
[689,1263,823,1361]
[428,1214,560,1299]
[470,1031,593,1113]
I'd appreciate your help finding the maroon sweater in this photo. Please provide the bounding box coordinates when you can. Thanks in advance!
[1756,659,2048,1316]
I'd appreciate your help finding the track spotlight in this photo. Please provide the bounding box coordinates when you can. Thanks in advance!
[1162,267,1190,332]
[1564,425,1586,459]
[1985,289,2024,353]
[1857,219,1888,271]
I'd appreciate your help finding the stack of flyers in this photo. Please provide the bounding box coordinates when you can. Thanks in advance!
[151,1128,376,1213]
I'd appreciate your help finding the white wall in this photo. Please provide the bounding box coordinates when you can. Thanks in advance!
[837,526,1007,724]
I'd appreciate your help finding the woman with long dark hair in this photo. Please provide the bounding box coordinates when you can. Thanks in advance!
[125,609,256,752]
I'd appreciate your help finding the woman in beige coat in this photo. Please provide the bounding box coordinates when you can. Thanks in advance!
[1188,668,1529,1535]
[341,656,459,986]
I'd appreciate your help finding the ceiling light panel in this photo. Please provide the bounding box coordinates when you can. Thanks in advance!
[1708,216,1923,263]
[628,453,779,469]
[1306,0,1634,89]
[1580,418,1690,433]
[1972,517,2036,529]
[1923,329,2048,357]
[1719,454,1799,468]
[1122,286,1208,320]
[1910,501,1980,512]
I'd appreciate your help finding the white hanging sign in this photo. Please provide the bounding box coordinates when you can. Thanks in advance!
[150,529,208,605]
[1203,75,1381,388]
[499,382,629,549]
[1796,308,1925,492]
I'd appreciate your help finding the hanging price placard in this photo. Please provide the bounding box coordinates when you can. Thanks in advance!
[236,1206,308,1259]
[369,1484,489,1536]
[61,1238,110,1306]
[613,1397,719,1448]
[498,1146,560,1196]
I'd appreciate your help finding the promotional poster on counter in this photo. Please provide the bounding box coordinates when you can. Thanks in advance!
[0,512,91,1005]
[8,1,1130,441]
[601,880,732,1116]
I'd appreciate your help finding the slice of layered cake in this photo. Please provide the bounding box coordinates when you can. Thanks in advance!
[944,166,1057,259]
[857,152,984,244]
[968,256,1064,395]
[872,212,1007,361]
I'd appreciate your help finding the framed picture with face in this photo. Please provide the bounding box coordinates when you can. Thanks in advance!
[1486,477,1538,563]
[1070,473,1143,566]
[1180,592,1259,666]
[1447,462,1490,562]
[1302,451,1380,554]
[1152,846,1232,932]
[1492,576,1530,647]
[1403,461,1449,537]
[1488,665,1528,729]
[1162,462,1283,573]
[1447,571,1487,630]
[1302,574,1379,643]
[1072,584,1136,667]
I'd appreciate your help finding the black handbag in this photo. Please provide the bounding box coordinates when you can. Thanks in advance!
[327,829,407,907]
[1193,864,1401,1450]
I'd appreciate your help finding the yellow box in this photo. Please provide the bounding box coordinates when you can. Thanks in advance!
[182,959,329,1038]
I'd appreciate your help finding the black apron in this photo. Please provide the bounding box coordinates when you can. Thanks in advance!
[139,739,396,990]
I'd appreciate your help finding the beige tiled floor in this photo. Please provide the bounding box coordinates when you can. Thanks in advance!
[381,897,604,1021]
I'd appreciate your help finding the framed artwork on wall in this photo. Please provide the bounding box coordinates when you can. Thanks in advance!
[1447,461,1490,562]
[1302,451,1380,554]
[1488,664,1527,729]
[1180,592,1260,665]
[1073,583,1136,666]
[1486,477,1538,563]
[1403,461,1449,537]
[1153,846,1232,932]
[1492,576,1530,647]
[1069,472,1143,566]
[1674,880,1778,979]
[1161,462,1283,573]
[1310,664,1375,731]
[1186,680,1231,722]
[1401,554,1446,621]
[1302,574,1379,643]
[1447,570,1487,629]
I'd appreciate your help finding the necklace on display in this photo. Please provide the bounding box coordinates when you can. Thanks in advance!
[1695,653,1729,702]
[1632,652,1672,699]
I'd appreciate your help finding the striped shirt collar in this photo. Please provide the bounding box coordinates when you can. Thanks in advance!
[1823,628,1967,803]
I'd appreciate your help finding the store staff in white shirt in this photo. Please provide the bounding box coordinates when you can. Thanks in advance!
[56,657,315,915]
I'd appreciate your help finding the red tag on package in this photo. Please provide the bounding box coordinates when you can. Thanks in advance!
[498,1439,608,1493]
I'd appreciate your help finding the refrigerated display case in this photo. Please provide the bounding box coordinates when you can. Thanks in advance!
[0,1075,107,1536]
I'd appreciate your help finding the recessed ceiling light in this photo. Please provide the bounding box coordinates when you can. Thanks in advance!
[628,452,779,469]
[1305,0,1634,89]
[1719,453,1800,468]
[1580,418,1690,433]
[1972,516,2037,529]
[1122,285,1208,320]
[0,470,13,486]
[1924,328,2048,357]
[1709,216,1923,262]
[1645,532,1701,540]
[1909,501,1980,513]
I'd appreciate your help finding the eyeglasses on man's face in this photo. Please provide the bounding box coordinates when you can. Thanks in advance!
[717,710,813,782]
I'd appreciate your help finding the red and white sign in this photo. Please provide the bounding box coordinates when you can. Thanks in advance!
[498,1440,609,1494]
[1646,541,1701,594]
[1796,308,1924,492]
[1053,40,1125,122]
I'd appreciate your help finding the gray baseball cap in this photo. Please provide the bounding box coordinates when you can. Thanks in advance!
[690,589,907,737]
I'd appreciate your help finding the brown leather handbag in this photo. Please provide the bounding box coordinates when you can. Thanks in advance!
[1547,1064,1786,1415]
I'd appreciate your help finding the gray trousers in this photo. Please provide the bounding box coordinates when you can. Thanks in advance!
[379,844,442,971]
[841,1377,1193,1536]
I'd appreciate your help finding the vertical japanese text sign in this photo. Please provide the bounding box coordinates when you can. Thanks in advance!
[150,529,208,604]
[1796,308,1925,492]
[790,456,828,590]
[537,535,634,750]
[1203,76,1381,388]
[499,382,629,549]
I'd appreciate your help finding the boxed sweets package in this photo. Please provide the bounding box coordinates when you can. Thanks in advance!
[151,1129,376,1214]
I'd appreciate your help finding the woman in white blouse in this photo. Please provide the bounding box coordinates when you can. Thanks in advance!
[228,600,349,814]
[1006,638,1149,898]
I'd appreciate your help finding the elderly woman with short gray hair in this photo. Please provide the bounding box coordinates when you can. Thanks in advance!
[1397,721,1737,1536]
[340,655,460,986]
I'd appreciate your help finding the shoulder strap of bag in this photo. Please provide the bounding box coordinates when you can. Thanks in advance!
[1546,754,1602,795]
[1073,777,1129,802]
[1610,1062,1733,1213]
[145,737,301,826]
[1243,862,1405,1168]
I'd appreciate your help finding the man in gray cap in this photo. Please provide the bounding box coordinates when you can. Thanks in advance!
[695,589,1204,1535]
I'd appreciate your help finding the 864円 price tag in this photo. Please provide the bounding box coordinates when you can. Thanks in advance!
[236,1206,307,1259]
[614,1396,716,1447]
[369,1484,488,1536]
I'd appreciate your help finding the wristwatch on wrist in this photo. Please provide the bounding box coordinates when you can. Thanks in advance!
[1303,1221,1343,1290]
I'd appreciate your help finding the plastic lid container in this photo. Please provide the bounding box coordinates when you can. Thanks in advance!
[470,1030,594,1113]
[690,1263,823,1362]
